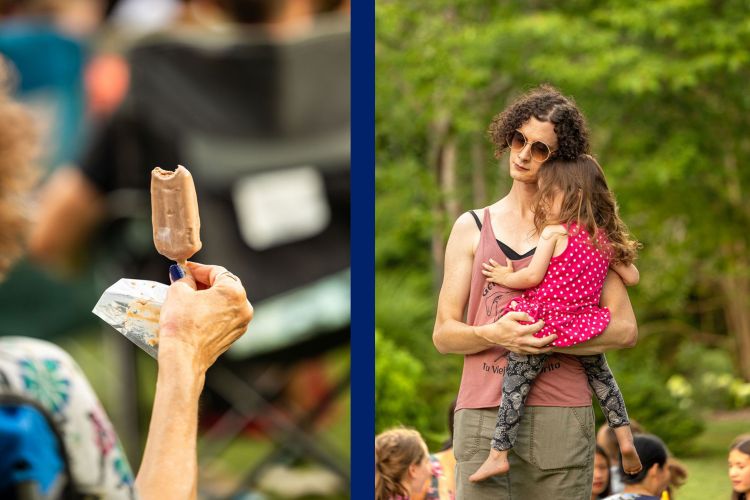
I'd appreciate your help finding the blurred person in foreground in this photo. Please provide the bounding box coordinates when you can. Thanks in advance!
[375,428,434,500]
[598,423,687,500]
[0,64,253,499]
[413,399,457,500]
[603,435,671,500]
[729,435,750,500]
[593,445,613,499]
[432,84,638,499]
[599,421,645,493]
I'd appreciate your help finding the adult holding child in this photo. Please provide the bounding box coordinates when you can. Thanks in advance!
[433,84,638,499]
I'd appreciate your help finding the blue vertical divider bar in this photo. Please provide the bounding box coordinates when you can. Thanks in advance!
[351,0,375,498]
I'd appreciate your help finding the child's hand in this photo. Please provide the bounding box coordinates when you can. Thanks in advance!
[612,263,640,287]
[482,258,514,285]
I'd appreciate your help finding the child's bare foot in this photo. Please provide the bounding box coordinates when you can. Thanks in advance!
[469,449,509,482]
[620,440,642,475]
[614,426,642,474]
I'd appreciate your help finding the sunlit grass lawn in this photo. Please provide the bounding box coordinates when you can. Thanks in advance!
[675,412,748,500]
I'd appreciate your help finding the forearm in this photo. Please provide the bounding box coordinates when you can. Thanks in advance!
[433,318,494,355]
[434,314,552,355]
[555,328,631,355]
[556,313,637,355]
[136,345,204,500]
[501,268,540,290]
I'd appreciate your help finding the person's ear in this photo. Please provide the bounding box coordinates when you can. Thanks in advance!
[407,462,418,479]
[646,462,660,479]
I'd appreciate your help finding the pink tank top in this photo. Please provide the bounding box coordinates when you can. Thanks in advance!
[455,209,592,412]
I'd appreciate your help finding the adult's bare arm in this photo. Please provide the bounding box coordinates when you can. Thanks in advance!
[135,262,253,500]
[27,167,104,267]
[433,213,553,355]
[555,270,638,355]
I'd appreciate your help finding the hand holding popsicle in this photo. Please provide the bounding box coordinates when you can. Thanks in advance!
[151,165,202,271]
[149,164,252,370]
[137,261,251,499]
[159,261,253,374]
[139,166,251,499]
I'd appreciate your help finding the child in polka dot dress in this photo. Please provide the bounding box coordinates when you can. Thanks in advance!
[470,154,643,482]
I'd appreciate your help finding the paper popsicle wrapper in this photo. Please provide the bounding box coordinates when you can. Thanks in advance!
[92,278,168,359]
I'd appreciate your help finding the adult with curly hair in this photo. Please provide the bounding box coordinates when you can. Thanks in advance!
[0,66,39,281]
[433,84,638,499]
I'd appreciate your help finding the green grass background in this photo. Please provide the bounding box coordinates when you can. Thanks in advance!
[675,413,747,500]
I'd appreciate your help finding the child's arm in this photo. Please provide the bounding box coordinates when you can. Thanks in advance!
[611,263,639,286]
[482,225,564,289]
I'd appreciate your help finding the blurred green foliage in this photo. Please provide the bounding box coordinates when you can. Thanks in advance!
[375,329,429,432]
[376,0,750,453]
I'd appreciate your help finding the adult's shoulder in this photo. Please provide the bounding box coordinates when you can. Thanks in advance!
[446,210,484,256]
[452,210,483,233]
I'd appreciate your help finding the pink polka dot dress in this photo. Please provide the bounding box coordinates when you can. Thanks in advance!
[506,223,612,347]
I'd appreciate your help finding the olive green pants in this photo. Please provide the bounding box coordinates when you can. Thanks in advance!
[454,406,595,500]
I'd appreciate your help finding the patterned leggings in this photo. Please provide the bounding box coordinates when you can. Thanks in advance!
[491,352,629,451]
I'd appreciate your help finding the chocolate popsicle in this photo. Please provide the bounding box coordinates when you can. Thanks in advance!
[151,165,202,267]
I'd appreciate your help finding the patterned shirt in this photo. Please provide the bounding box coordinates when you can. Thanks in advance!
[0,337,136,499]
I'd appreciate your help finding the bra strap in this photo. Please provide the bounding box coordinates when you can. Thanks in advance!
[469,210,482,230]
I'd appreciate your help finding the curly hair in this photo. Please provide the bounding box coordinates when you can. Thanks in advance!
[0,61,39,280]
[488,84,590,161]
[375,427,427,500]
[534,154,640,265]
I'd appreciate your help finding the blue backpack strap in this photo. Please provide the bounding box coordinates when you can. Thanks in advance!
[0,394,75,499]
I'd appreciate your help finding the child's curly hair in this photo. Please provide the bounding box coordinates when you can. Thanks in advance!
[0,60,39,279]
[488,84,590,161]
